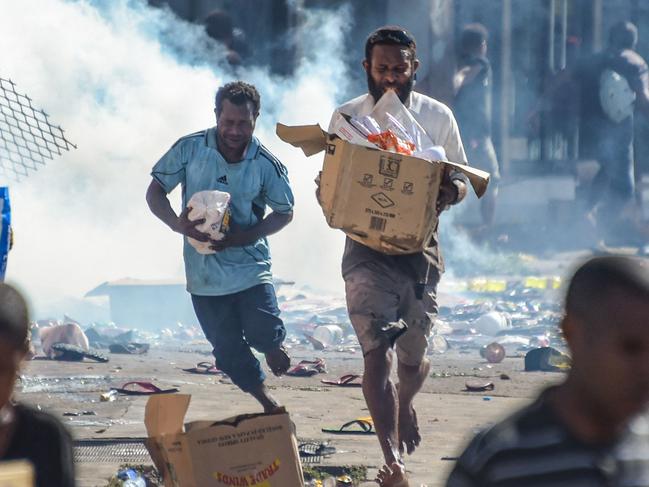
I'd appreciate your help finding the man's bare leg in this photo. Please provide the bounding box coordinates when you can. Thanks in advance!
[397,358,431,455]
[363,346,402,465]
[249,383,282,413]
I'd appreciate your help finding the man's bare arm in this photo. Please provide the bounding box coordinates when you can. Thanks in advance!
[210,211,293,251]
[145,179,209,241]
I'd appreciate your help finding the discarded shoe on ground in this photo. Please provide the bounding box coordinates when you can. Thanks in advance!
[322,417,375,435]
[108,342,150,354]
[321,374,362,387]
[51,343,109,363]
[464,380,495,392]
[112,381,179,395]
[524,347,571,372]
[182,362,226,375]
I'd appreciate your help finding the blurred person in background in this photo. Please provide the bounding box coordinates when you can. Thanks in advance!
[454,23,500,233]
[0,283,75,486]
[573,21,649,247]
[529,21,649,249]
[203,9,250,67]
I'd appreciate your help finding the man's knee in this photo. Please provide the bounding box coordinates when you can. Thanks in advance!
[364,345,394,373]
[246,313,286,353]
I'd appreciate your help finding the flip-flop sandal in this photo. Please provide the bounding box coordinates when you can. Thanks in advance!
[265,346,291,376]
[321,374,362,387]
[108,343,150,354]
[464,380,495,392]
[322,417,375,435]
[51,343,109,363]
[182,362,226,375]
[286,364,319,377]
[297,358,327,373]
[113,381,179,395]
[298,442,336,458]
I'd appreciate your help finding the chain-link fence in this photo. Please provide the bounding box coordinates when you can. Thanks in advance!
[0,77,75,182]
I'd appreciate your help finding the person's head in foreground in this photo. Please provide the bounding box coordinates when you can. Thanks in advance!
[0,283,29,408]
[364,26,419,104]
[0,283,75,486]
[562,256,649,427]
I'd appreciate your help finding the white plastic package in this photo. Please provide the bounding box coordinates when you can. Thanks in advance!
[186,190,231,255]
[346,91,448,161]
[349,115,381,137]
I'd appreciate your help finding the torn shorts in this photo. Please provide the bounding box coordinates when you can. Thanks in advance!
[344,261,439,366]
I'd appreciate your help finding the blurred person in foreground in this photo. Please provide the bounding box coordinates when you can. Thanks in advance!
[0,283,75,486]
[454,23,500,232]
[146,81,294,413]
[327,26,469,473]
[378,256,649,486]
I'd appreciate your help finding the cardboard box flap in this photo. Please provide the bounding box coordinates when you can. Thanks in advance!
[145,394,191,437]
[443,160,491,198]
[206,407,288,428]
[276,123,327,157]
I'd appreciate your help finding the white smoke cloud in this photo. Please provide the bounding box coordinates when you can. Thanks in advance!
[1,0,351,318]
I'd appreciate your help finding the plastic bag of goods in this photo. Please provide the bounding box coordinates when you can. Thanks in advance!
[186,190,231,255]
[348,90,447,160]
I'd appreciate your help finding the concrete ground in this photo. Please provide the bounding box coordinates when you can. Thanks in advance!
[16,346,563,486]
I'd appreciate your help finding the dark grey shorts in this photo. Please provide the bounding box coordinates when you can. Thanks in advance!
[344,261,439,366]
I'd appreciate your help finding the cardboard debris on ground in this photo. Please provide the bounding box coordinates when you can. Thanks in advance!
[277,122,489,255]
[144,394,304,486]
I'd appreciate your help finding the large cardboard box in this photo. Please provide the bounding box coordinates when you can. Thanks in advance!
[0,461,34,487]
[144,394,304,487]
[277,123,490,255]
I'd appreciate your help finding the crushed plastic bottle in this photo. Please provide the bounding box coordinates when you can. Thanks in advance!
[117,469,145,487]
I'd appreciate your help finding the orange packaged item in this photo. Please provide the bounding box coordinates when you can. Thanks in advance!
[367,129,415,155]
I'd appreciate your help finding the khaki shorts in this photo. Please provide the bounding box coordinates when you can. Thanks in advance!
[344,261,439,366]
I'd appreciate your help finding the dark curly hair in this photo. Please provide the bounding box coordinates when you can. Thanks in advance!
[0,283,29,352]
[214,81,261,117]
[365,26,417,61]
[460,23,489,55]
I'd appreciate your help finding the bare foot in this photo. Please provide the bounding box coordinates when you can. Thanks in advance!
[265,347,290,376]
[398,406,421,455]
[376,462,409,487]
[248,383,282,413]
[397,359,430,455]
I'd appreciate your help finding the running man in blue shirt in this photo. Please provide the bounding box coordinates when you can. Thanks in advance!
[146,81,294,412]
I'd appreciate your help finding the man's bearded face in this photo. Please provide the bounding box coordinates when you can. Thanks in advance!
[365,44,417,104]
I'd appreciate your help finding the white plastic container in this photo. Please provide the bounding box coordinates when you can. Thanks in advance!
[472,311,511,337]
[312,325,343,347]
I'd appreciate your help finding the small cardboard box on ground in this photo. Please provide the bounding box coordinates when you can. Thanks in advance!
[277,121,489,255]
[144,394,304,487]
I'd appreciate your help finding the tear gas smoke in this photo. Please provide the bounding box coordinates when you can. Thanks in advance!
[1,0,351,318]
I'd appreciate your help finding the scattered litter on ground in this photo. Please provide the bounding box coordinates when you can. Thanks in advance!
[464,380,495,392]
